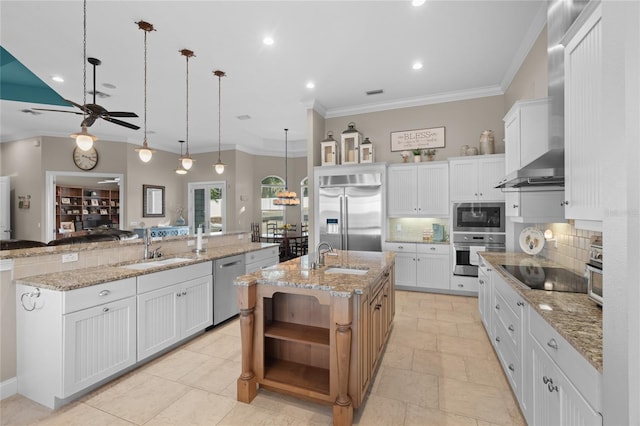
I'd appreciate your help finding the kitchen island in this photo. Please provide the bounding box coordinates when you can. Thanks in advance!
[234,250,396,426]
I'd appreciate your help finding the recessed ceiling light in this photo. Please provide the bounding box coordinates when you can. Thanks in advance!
[51,75,64,83]
[263,36,274,46]
[412,0,426,6]
[306,81,315,89]
[412,62,423,70]
[103,83,117,89]
[236,114,252,120]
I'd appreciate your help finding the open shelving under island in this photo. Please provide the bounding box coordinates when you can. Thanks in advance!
[234,250,396,426]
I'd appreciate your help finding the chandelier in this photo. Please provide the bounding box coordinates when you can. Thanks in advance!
[273,128,300,206]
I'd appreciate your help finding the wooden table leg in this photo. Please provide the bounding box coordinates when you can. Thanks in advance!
[237,285,257,403]
[333,297,353,425]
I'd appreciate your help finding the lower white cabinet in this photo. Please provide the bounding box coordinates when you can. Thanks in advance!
[384,242,450,291]
[245,246,279,273]
[137,262,212,361]
[477,259,492,332]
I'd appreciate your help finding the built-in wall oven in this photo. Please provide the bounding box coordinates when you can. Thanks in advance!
[452,233,505,277]
[453,202,505,233]
[586,239,603,306]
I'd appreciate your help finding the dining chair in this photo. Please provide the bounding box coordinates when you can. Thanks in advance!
[251,222,261,242]
[265,221,278,243]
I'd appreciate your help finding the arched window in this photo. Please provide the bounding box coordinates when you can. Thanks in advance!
[301,177,309,225]
[260,176,285,233]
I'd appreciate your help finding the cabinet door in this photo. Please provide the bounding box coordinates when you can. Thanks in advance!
[416,254,449,290]
[388,166,418,216]
[137,284,180,361]
[478,267,491,331]
[63,297,136,396]
[394,252,417,287]
[505,191,521,217]
[477,157,505,201]
[504,111,521,175]
[564,5,603,222]
[449,159,479,201]
[181,275,213,337]
[417,163,449,216]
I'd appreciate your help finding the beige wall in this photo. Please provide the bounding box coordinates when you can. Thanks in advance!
[324,96,506,165]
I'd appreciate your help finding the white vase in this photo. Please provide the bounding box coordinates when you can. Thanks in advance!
[414,156,421,163]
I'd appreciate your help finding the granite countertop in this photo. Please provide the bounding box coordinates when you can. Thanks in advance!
[234,250,396,298]
[480,252,602,373]
[386,239,449,245]
[15,242,279,291]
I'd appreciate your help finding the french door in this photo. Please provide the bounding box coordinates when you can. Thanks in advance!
[188,181,226,234]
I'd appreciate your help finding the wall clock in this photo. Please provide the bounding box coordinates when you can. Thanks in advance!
[72,146,99,171]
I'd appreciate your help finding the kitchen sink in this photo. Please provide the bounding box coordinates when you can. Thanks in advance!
[325,267,369,275]
[121,257,192,270]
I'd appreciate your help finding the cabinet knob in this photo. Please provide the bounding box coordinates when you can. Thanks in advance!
[176,293,182,297]
[495,304,500,310]
[543,376,550,384]
[513,204,519,208]
[102,307,109,312]
[458,284,464,288]
[508,363,515,372]
[479,279,484,285]
[375,304,382,310]
[517,300,525,307]
[182,291,187,296]
[479,193,483,196]
[98,289,111,297]
[495,336,501,343]
[547,338,559,350]
[561,200,570,206]
[548,382,558,393]
[508,324,515,332]
[475,193,478,196]
[430,247,436,251]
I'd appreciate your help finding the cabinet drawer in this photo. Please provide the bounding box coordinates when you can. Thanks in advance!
[246,257,278,274]
[137,261,212,294]
[416,243,449,255]
[492,322,521,395]
[494,273,526,318]
[63,278,136,314]
[529,308,602,411]
[383,242,417,253]
[493,291,521,351]
[245,246,279,264]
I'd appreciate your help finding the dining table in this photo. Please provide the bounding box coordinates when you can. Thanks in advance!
[262,230,307,261]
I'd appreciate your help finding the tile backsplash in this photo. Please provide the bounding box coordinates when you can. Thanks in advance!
[537,221,602,274]
[387,218,449,242]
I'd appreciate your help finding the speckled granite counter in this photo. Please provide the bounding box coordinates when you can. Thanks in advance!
[480,252,602,372]
[15,242,279,291]
[234,250,396,297]
[385,239,449,245]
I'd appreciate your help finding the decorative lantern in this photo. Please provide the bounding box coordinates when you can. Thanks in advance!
[340,122,362,165]
[359,137,374,163]
[320,131,339,166]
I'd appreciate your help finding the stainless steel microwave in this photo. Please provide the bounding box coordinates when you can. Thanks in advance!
[452,202,505,233]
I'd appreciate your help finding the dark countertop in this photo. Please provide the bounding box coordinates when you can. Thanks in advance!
[480,252,602,373]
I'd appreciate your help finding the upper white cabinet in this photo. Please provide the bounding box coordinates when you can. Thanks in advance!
[503,98,550,175]
[564,4,603,229]
[449,155,505,202]
[505,191,566,223]
[388,162,449,217]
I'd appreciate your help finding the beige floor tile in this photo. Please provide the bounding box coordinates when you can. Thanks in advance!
[0,394,54,426]
[250,389,333,425]
[438,334,494,359]
[187,333,242,361]
[464,356,510,390]
[216,402,312,426]
[429,300,455,311]
[380,344,414,370]
[436,309,477,324]
[35,401,133,425]
[389,327,437,351]
[416,318,459,337]
[373,366,438,408]
[141,348,211,382]
[353,393,407,426]
[145,388,236,426]
[83,372,190,424]
[412,349,468,381]
[404,404,477,426]
[439,377,513,425]
[452,301,479,313]
[456,322,489,341]
[393,312,419,330]
[397,303,437,320]
[178,355,240,394]
[216,319,241,337]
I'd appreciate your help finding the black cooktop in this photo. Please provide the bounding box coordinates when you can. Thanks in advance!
[500,264,588,293]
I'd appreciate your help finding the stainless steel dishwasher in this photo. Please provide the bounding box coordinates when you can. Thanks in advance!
[213,254,246,325]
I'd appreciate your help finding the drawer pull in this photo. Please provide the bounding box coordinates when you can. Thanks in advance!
[458,284,464,288]
[547,338,559,350]
[182,291,187,296]
[495,336,501,343]
[517,301,525,307]
[479,279,484,285]
[102,307,109,313]
[430,247,436,251]
[548,382,558,393]
[508,363,515,372]
[495,304,500,310]
[398,246,404,249]
[543,376,550,384]
[98,290,111,297]
[375,304,382,310]
[508,324,515,332]
[177,293,182,297]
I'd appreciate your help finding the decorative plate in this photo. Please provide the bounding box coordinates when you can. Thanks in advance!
[519,227,545,255]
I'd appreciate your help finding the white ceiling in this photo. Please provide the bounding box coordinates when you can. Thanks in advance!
[0,0,546,157]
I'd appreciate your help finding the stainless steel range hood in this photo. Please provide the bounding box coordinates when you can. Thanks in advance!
[496,0,589,190]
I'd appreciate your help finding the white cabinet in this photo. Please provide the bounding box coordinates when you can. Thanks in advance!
[137,262,212,361]
[505,191,566,223]
[16,278,137,409]
[245,246,279,273]
[477,257,492,332]
[387,162,449,217]
[0,176,10,239]
[503,98,550,174]
[384,242,450,291]
[449,155,505,202]
[564,4,603,229]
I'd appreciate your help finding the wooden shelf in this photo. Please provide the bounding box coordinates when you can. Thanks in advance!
[265,321,330,347]
[264,358,330,395]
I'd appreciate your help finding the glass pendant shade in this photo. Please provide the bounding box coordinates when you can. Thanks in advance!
[181,157,194,170]
[71,125,97,151]
[175,164,187,174]
[135,140,154,163]
[214,161,225,174]
[274,128,300,206]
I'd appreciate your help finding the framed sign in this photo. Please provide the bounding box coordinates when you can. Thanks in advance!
[390,126,445,151]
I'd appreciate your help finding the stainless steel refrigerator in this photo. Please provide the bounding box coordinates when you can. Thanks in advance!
[318,173,382,252]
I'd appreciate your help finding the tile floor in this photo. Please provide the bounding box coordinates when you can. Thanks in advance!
[1,291,525,425]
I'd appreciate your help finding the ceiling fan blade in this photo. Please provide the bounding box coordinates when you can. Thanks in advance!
[82,115,98,127]
[106,111,139,118]
[64,99,91,114]
[31,107,84,115]
[102,116,141,130]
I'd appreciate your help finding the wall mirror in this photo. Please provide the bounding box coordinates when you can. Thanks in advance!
[143,184,165,217]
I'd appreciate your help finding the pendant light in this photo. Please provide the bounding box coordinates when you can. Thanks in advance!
[175,140,187,175]
[70,0,97,151]
[213,70,226,174]
[135,20,156,163]
[179,49,195,170]
[274,129,300,206]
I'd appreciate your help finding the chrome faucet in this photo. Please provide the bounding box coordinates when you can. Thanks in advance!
[143,228,162,259]
[315,241,335,267]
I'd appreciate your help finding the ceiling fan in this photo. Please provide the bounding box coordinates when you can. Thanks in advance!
[33,57,140,130]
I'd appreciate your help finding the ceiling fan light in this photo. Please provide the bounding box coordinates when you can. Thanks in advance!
[71,125,97,151]
[214,161,226,174]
